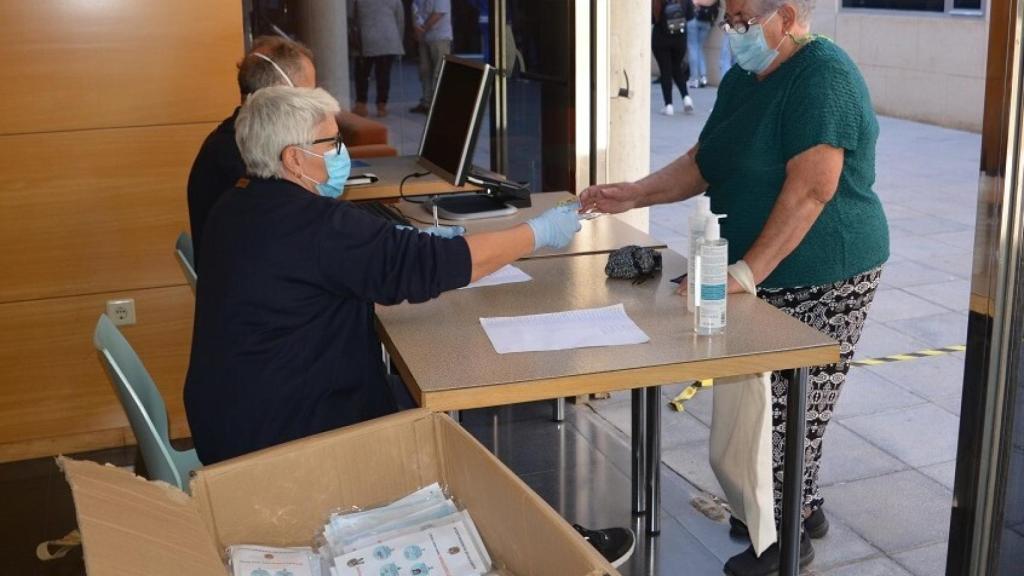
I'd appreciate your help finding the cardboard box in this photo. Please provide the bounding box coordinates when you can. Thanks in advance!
[61,409,619,576]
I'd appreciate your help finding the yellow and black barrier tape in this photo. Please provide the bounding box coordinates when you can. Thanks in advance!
[851,344,966,367]
[667,345,966,412]
[669,379,713,412]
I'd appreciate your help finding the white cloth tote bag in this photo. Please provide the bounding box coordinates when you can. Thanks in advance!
[709,372,777,556]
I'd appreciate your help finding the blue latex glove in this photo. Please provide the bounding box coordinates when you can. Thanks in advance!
[422,225,466,238]
[527,203,583,250]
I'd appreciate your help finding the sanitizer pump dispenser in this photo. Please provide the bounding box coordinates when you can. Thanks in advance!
[694,214,728,336]
[687,195,713,313]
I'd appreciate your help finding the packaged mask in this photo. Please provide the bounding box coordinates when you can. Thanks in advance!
[228,545,324,576]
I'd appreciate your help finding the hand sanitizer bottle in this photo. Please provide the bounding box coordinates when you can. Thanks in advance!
[696,214,727,336]
[687,195,713,313]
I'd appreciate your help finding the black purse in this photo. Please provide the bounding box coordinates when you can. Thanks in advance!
[605,246,663,285]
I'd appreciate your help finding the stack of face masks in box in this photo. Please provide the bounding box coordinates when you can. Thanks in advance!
[319,483,494,576]
[228,544,325,576]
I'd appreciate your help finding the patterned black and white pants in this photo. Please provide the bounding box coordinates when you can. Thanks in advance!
[758,267,882,524]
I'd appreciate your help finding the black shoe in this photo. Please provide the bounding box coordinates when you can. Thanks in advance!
[724,532,814,576]
[729,508,830,540]
[572,524,635,568]
[803,508,829,539]
[409,103,429,114]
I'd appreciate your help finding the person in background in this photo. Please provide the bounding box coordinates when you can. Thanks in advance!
[470,0,491,63]
[687,0,718,87]
[410,0,453,114]
[186,36,315,269]
[184,85,634,569]
[582,0,888,571]
[348,0,404,118]
[652,0,695,116]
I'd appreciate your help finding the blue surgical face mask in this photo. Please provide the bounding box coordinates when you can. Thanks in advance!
[727,12,785,74]
[300,144,351,199]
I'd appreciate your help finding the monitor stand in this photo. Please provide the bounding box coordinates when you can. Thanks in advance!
[426,193,518,221]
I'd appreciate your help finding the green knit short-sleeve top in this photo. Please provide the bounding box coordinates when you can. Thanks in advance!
[695,38,889,289]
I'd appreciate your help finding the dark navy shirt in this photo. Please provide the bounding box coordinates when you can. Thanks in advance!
[184,177,473,464]
[186,108,244,269]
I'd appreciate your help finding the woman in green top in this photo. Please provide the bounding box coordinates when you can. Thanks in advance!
[581,0,888,573]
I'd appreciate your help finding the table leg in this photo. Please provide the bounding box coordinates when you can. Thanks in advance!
[631,388,648,515]
[779,367,808,576]
[645,385,662,535]
[552,397,566,422]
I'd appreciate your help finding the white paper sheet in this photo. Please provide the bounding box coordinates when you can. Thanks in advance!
[460,265,532,289]
[479,303,650,354]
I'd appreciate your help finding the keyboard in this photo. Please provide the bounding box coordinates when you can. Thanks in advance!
[353,201,411,226]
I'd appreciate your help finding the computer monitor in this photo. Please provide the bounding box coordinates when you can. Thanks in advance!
[417,56,495,187]
[417,57,530,220]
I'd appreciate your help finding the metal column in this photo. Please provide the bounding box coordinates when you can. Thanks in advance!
[552,397,566,422]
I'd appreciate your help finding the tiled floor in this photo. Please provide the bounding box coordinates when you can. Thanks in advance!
[586,84,977,574]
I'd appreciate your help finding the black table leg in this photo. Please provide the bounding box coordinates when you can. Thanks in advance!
[780,367,808,576]
[631,387,648,515]
[645,385,662,535]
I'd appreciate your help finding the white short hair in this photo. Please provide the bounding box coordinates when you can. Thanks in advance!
[235,86,341,179]
[758,0,816,22]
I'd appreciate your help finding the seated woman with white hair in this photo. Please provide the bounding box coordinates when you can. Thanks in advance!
[184,86,582,465]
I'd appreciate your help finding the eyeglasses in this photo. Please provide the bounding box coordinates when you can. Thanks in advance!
[307,133,344,155]
[719,13,770,34]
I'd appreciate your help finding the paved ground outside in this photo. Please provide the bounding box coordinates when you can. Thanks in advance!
[587,83,984,575]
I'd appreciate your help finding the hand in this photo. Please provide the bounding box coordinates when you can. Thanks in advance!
[422,225,465,239]
[527,204,582,250]
[413,26,424,41]
[578,181,643,215]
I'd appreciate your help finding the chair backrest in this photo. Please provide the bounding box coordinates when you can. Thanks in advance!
[175,232,197,291]
[92,314,184,490]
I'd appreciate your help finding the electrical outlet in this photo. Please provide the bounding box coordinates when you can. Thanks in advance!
[106,299,136,326]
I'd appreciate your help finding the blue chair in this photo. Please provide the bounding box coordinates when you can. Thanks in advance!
[92,314,202,492]
[175,232,197,291]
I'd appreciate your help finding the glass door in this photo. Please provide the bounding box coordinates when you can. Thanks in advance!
[947,0,1024,571]
[490,0,580,194]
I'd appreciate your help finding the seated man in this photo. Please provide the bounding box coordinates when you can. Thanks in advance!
[186,36,315,268]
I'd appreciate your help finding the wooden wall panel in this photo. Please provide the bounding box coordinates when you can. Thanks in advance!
[0,1,241,135]
[0,0,241,460]
[0,286,194,456]
[0,122,218,302]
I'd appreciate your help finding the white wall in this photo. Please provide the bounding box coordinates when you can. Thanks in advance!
[692,3,988,132]
[816,3,987,132]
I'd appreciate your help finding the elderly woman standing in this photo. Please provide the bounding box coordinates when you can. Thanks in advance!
[184,87,581,465]
[349,0,404,117]
[581,0,888,572]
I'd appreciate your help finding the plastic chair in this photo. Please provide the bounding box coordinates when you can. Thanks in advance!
[92,314,202,492]
[175,232,197,291]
